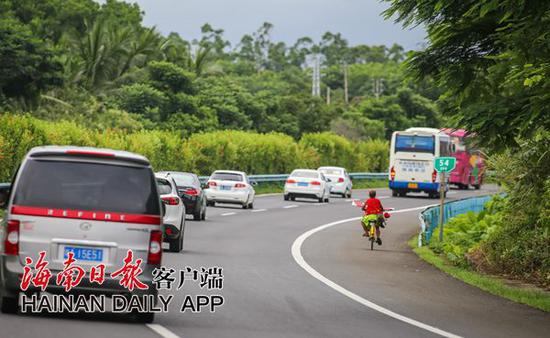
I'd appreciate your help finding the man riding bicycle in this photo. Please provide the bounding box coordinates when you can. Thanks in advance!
[361,190,385,245]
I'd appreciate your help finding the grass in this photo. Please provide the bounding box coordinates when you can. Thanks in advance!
[408,237,550,312]
[253,179,388,195]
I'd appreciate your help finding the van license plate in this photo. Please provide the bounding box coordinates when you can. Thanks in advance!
[408,183,418,189]
[64,247,103,262]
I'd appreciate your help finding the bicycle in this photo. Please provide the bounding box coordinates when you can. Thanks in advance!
[353,200,393,250]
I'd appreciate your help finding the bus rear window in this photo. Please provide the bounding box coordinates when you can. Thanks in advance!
[13,159,160,215]
[395,135,434,154]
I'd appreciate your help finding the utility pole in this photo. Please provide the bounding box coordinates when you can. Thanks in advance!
[373,78,384,99]
[311,54,321,97]
[343,62,349,104]
[438,172,446,241]
[326,86,331,105]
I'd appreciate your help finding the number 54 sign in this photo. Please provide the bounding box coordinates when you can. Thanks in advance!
[434,157,456,173]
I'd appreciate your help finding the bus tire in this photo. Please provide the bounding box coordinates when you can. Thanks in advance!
[392,190,398,197]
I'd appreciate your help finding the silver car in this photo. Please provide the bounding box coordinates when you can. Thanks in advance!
[0,146,162,323]
[204,170,256,209]
[156,173,186,253]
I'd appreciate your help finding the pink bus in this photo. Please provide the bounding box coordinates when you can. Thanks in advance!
[441,129,485,190]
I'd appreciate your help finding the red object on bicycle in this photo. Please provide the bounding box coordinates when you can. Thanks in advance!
[384,212,391,218]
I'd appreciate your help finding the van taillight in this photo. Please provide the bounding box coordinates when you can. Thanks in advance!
[432,170,437,183]
[5,220,20,255]
[390,166,396,181]
[147,230,162,265]
[338,177,345,183]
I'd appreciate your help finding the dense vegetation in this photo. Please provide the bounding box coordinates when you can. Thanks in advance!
[386,0,550,287]
[0,0,440,142]
[0,114,388,182]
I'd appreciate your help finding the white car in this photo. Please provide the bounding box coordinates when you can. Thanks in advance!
[156,173,186,253]
[284,169,330,203]
[204,170,256,209]
[318,166,353,198]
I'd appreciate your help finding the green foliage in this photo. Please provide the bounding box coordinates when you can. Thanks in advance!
[0,17,63,105]
[148,61,195,94]
[116,83,167,121]
[0,114,388,181]
[384,0,550,149]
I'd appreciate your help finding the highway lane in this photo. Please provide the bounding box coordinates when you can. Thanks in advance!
[1,185,548,337]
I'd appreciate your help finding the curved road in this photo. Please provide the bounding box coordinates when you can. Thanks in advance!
[0,186,548,337]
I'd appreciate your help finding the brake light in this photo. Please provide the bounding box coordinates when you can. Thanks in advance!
[147,230,162,264]
[65,150,115,157]
[207,181,217,187]
[4,220,20,255]
[338,177,344,183]
[432,170,437,183]
[286,179,296,184]
[162,196,180,205]
[234,183,246,188]
[311,181,321,186]
[390,166,396,181]
[183,188,199,196]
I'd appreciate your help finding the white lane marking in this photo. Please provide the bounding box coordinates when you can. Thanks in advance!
[221,212,237,216]
[447,191,457,195]
[283,205,298,209]
[379,196,391,199]
[252,209,267,213]
[291,204,461,338]
[146,324,181,338]
[345,199,353,202]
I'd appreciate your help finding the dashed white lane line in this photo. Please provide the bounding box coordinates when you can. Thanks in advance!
[251,209,267,213]
[283,205,298,209]
[291,203,461,338]
[221,212,237,216]
[146,324,181,338]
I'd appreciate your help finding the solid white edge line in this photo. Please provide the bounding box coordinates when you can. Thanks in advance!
[291,204,462,338]
[251,209,267,212]
[283,205,298,209]
[221,212,237,216]
[146,324,181,338]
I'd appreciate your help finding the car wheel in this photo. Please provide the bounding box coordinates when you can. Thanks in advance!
[318,197,323,203]
[324,197,330,203]
[347,190,352,198]
[248,201,254,209]
[290,195,296,201]
[284,194,290,201]
[135,311,155,323]
[207,200,215,207]
[169,233,183,253]
[201,206,206,220]
[0,296,18,314]
[474,184,480,190]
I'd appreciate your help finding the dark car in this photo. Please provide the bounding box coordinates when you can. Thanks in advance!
[158,172,207,221]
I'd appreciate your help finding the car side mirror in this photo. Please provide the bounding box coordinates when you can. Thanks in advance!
[251,181,258,186]
[326,178,333,183]
[0,186,10,208]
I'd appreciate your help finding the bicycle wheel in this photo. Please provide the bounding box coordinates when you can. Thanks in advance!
[370,237,375,250]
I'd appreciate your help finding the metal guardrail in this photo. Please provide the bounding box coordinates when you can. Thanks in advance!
[0,172,387,189]
[418,194,497,246]
[198,172,387,183]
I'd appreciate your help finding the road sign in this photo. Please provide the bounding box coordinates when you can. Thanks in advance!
[434,157,456,173]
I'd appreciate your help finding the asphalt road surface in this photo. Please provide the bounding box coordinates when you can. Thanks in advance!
[1,185,549,338]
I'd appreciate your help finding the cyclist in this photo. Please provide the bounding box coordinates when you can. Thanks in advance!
[361,190,385,245]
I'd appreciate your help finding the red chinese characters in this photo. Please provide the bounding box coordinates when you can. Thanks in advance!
[89,263,106,285]
[21,251,52,291]
[56,252,86,292]
[110,250,148,291]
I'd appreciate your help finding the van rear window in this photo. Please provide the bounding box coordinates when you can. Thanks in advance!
[13,160,160,215]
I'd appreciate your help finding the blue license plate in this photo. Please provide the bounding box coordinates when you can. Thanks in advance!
[64,246,103,262]
[297,182,309,187]
[220,185,231,190]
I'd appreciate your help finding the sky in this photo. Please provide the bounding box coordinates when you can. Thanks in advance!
[99,0,426,51]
